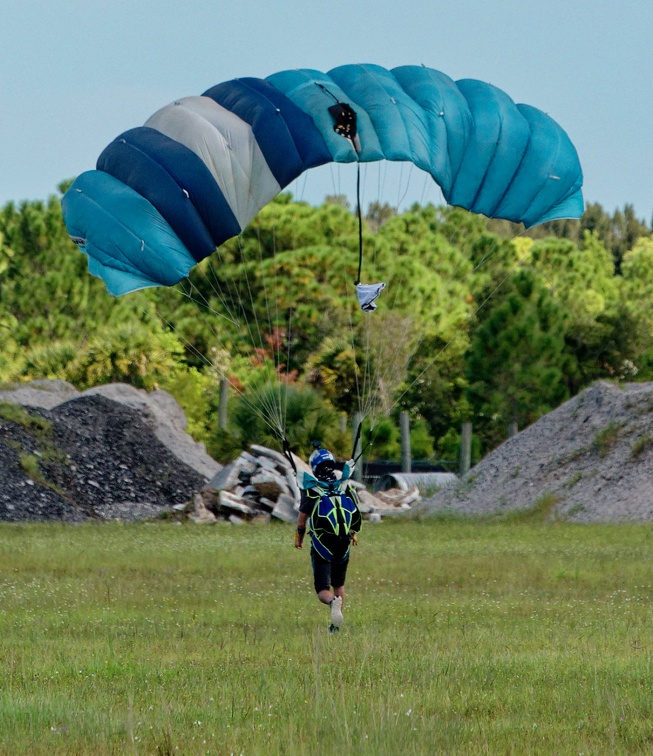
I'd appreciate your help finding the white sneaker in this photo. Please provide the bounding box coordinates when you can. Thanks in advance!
[330,596,344,628]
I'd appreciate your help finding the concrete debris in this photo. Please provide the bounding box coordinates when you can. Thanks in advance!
[0,380,426,524]
[193,444,426,524]
[250,470,287,498]
[188,493,217,524]
[357,486,422,516]
[272,493,297,524]
[218,490,256,517]
[198,444,302,523]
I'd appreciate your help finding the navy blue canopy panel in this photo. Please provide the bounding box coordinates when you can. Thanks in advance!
[62,64,583,297]
[202,77,332,188]
[97,127,240,258]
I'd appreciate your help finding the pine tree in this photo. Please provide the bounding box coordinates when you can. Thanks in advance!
[466,270,572,451]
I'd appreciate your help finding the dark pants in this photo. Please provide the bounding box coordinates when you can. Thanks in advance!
[310,547,349,593]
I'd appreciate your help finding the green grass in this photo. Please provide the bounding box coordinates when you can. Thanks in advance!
[631,435,653,459]
[0,401,53,438]
[591,422,621,458]
[2,519,653,754]
[493,493,561,524]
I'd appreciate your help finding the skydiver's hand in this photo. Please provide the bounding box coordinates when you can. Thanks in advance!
[350,532,359,546]
[294,530,304,549]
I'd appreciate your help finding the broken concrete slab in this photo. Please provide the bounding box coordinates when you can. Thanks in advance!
[218,490,256,517]
[272,493,297,523]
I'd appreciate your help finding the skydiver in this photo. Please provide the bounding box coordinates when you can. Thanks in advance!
[294,448,362,633]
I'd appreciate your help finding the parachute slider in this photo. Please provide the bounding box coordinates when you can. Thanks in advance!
[356,282,386,313]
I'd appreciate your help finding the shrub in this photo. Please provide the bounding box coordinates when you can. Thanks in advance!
[65,323,184,390]
[364,416,400,461]
[218,381,348,460]
[409,418,435,460]
[22,339,78,379]
[159,367,217,444]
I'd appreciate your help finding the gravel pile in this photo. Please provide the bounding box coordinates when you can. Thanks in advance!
[0,380,220,480]
[0,391,212,522]
[418,381,653,522]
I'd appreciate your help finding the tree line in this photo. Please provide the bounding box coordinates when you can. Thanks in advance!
[1,182,652,466]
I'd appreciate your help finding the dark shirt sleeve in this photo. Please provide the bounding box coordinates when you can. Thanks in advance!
[299,489,316,515]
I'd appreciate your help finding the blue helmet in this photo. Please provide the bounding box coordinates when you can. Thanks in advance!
[310,448,335,474]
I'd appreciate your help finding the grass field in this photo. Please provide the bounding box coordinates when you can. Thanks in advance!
[2,515,653,755]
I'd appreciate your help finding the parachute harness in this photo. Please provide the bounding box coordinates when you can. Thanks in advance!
[318,83,386,312]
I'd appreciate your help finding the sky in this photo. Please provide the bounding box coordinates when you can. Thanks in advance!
[2,0,652,222]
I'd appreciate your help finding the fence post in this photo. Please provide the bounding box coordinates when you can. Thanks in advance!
[400,410,411,473]
[508,419,518,438]
[352,411,364,483]
[218,377,229,431]
[460,421,472,476]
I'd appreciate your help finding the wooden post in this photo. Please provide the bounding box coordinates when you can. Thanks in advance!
[218,377,229,431]
[352,411,364,483]
[460,421,472,476]
[400,410,411,473]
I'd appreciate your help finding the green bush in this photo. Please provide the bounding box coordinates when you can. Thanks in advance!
[436,427,482,467]
[410,418,435,459]
[362,415,435,462]
[65,323,184,390]
[0,314,22,382]
[22,339,78,379]
[218,380,348,460]
[364,416,400,461]
[207,428,247,464]
[159,366,217,444]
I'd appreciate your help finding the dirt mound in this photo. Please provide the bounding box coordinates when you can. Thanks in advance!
[418,381,653,522]
[0,395,208,522]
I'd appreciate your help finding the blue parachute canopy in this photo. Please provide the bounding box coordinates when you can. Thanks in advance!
[62,64,584,296]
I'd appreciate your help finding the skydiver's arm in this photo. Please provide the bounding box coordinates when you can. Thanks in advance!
[294,510,309,549]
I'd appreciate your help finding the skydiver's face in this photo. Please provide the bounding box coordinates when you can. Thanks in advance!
[315,462,336,481]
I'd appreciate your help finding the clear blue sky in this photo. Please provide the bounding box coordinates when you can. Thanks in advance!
[2,0,652,222]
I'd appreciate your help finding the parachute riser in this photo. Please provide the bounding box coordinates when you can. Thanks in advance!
[282,435,298,476]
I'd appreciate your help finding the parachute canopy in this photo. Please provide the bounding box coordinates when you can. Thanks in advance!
[62,64,584,297]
